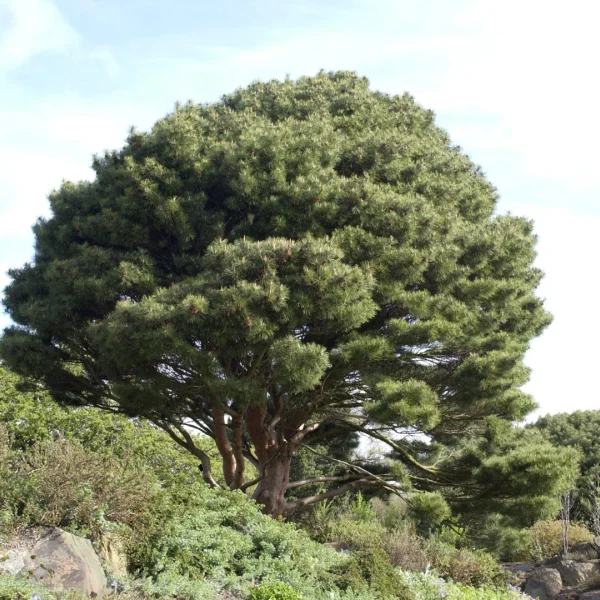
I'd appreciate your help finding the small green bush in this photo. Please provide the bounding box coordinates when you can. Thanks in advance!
[424,540,506,587]
[327,517,386,551]
[529,519,594,561]
[130,484,347,599]
[250,582,304,600]
[401,571,526,600]
[383,525,429,573]
[333,548,413,599]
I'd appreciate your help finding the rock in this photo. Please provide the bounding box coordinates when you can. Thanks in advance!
[0,528,107,598]
[556,559,600,587]
[580,591,600,600]
[504,562,537,574]
[524,567,563,600]
[0,549,27,576]
[567,543,600,561]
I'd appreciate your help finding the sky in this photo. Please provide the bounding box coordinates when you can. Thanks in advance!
[0,0,598,419]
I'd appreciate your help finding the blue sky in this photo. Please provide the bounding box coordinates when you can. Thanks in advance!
[1,0,598,418]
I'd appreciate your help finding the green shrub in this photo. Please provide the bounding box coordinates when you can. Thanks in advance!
[371,496,409,530]
[250,582,305,600]
[0,427,155,540]
[326,517,386,551]
[347,493,377,523]
[529,519,594,561]
[424,540,506,587]
[401,571,525,600]
[131,484,347,599]
[407,492,451,535]
[383,525,429,573]
[333,548,413,599]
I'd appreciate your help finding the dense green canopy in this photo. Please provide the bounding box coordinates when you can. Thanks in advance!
[1,71,573,517]
[533,411,600,527]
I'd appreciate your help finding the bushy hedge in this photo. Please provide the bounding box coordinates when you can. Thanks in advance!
[129,484,408,600]
[401,572,528,600]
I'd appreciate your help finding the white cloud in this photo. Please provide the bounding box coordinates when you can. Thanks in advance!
[506,203,600,418]
[0,0,80,70]
[0,95,161,240]
[409,0,600,191]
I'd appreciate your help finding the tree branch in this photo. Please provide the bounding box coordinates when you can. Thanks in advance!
[212,401,236,486]
[284,478,382,511]
[286,475,363,490]
[154,420,220,489]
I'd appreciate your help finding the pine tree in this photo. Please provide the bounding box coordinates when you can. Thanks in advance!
[1,72,574,517]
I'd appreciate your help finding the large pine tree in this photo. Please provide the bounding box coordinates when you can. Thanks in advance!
[1,72,574,518]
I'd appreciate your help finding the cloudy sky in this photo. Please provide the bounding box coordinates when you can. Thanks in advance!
[1,0,598,419]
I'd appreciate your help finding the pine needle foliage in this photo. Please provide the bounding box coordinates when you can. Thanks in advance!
[0,71,572,517]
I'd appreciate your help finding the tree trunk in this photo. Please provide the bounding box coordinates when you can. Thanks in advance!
[251,453,291,518]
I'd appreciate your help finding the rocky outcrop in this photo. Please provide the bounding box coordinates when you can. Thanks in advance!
[523,543,600,600]
[556,560,600,588]
[0,527,108,598]
[524,567,563,600]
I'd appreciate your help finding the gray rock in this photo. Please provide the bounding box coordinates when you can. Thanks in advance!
[524,567,563,600]
[0,549,26,576]
[580,591,600,600]
[28,529,107,597]
[556,559,600,587]
[504,562,537,574]
[566,543,600,561]
[0,528,107,598]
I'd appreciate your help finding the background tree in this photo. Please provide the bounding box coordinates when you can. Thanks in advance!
[532,411,600,529]
[0,71,573,517]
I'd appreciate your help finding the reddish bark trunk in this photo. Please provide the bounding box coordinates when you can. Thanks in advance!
[244,404,295,517]
[251,453,292,518]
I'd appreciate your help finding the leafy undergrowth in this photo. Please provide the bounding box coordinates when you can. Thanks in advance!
[0,572,531,600]
[399,573,530,600]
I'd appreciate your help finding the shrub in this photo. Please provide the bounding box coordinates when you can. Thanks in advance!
[371,496,409,530]
[529,519,594,561]
[333,548,413,600]
[250,582,305,600]
[322,517,413,598]
[401,571,526,600]
[130,484,346,599]
[383,525,430,573]
[407,492,452,535]
[326,517,387,551]
[0,426,155,540]
[424,540,506,587]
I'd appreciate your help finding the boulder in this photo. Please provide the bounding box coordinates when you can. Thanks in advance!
[0,549,27,576]
[504,562,537,574]
[0,528,107,598]
[566,543,600,562]
[556,559,600,587]
[524,567,563,600]
[580,592,600,600]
